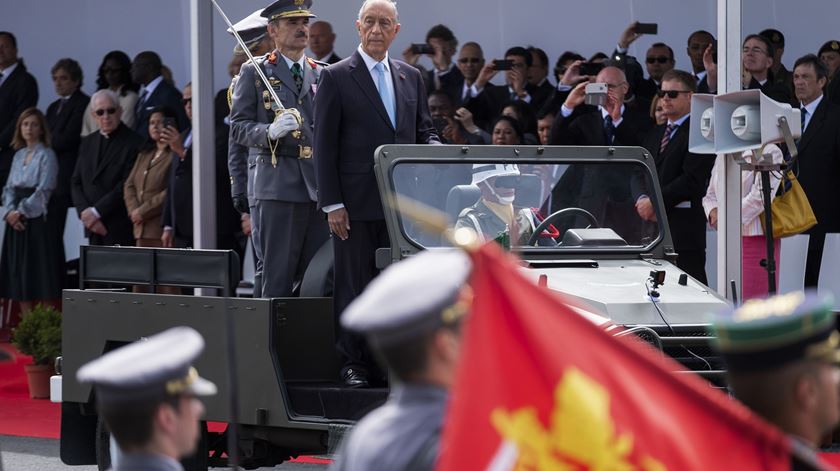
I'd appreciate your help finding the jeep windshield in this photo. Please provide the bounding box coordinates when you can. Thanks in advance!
[389,158,663,252]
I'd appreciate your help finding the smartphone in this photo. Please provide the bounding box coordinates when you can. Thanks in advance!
[162,117,176,130]
[711,39,718,64]
[584,82,608,106]
[634,23,658,35]
[578,62,604,76]
[493,59,515,71]
[410,43,435,55]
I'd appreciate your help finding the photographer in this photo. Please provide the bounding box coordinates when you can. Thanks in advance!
[403,24,463,106]
[427,91,484,145]
[465,46,533,130]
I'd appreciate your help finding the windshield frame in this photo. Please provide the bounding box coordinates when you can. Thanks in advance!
[374,144,675,262]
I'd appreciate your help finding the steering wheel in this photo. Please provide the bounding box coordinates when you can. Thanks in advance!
[527,207,599,246]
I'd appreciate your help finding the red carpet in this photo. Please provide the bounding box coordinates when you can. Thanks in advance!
[0,343,330,465]
[0,343,61,439]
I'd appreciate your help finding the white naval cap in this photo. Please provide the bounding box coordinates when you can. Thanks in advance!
[77,326,216,405]
[341,250,473,347]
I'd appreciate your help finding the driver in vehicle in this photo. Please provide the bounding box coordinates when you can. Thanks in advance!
[455,164,556,246]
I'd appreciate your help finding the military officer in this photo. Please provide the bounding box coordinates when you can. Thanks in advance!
[77,326,216,471]
[329,249,473,471]
[226,9,272,298]
[230,0,329,298]
[708,291,840,463]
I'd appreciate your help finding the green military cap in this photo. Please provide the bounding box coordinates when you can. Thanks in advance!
[261,0,316,22]
[819,40,840,57]
[707,291,839,372]
[759,28,784,49]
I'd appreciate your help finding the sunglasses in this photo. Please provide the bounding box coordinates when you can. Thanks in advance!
[646,56,670,64]
[656,90,691,99]
[94,107,118,116]
[182,97,192,106]
[458,58,482,64]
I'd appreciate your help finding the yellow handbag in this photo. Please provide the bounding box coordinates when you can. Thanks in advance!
[761,170,817,238]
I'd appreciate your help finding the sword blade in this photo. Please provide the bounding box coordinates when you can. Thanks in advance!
[209,0,285,111]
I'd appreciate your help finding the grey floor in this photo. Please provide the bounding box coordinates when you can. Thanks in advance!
[0,436,328,471]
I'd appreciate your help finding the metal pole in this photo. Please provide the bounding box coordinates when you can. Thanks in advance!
[716,0,743,302]
[191,0,217,256]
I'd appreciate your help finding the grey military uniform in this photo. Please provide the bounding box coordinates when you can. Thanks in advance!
[455,200,540,245]
[330,384,447,471]
[230,51,329,297]
[110,453,183,471]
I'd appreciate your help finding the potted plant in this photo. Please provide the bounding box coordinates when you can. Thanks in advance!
[11,304,62,399]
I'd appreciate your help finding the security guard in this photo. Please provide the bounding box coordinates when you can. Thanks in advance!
[329,249,473,471]
[455,163,550,246]
[77,327,216,471]
[226,9,272,297]
[229,0,328,298]
[708,292,840,460]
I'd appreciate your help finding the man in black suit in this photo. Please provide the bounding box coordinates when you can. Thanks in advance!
[46,58,90,261]
[526,47,555,113]
[0,31,38,187]
[309,21,341,64]
[130,51,187,140]
[161,83,242,260]
[635,69,714,284]
[548,66,653,243]
[314,0,439,387]
[453,41,484,107]
[686,30,714,93]
[791,55,840,287]
[704,34,793,106]
[71,90,143,246]
[467,46,538,131]
[403,24,464,108]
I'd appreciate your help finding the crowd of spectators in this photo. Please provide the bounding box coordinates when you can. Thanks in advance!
[0,19,839,313]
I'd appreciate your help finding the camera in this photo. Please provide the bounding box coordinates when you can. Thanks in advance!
[493,59,515,71]
[578,62,604,77]
[584,82,608,107]
[410,43,435,55]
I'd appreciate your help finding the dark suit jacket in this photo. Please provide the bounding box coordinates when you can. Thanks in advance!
[314,51,439,221]
[46,90,90,206]
[528,79,555,114]
[133,77,187,140]
[324,52,342,65]
[212,90,243,245]
[746,70,796,107]
[548,104,653,147]
[796,97,840,235]
[464,84,515,131]
[827,69,840,108]
[71,123,143,245]
[638,119,715,252]
[422,65,464,108]
[161,134,193,247]
[0,61,38,180]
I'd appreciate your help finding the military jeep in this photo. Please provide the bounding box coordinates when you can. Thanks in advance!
[57,144,728,469]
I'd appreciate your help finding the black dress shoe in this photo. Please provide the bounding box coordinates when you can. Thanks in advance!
[342,368,370,388]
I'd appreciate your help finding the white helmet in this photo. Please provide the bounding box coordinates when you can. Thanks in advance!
[470,163,520,185]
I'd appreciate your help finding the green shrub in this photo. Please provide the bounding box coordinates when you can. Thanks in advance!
[11,304,62,366]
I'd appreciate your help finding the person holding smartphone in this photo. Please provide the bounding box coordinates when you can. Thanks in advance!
[123,107,175,252]
[0,108,61,314]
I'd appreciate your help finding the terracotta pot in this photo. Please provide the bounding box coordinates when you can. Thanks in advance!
[24,364,53,399]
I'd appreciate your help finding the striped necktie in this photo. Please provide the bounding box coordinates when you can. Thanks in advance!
[660,123,676,154]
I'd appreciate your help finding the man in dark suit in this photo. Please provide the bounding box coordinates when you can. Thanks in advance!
[548,66,653,244]
[71,90,143,247]
[230,0,328,298]
[453,41,485,107]
[403,24,464,108]
[0,31,38,187]
[686,30,714,93]
[309,21,341,64]
[466,46,535,131]
[130,51,187,140]
[704,34,793,106]
[526,46,555,113]
[791,55,840,287]
[46,58,90,248]
[314,0,439,387]
[635,69,714,284]
[161,83,243,262]
[610,24,676,104]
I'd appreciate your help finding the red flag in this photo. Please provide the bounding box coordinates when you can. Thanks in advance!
[436,243,795,470]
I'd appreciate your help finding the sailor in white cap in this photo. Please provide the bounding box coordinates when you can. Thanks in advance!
[77,326,216,471]
[329,249,473,471]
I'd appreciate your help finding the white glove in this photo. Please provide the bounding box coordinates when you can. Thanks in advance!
[268,112,300,140]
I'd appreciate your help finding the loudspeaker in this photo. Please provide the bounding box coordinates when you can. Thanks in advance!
[688,93,716,153]
[711,89,801,154]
